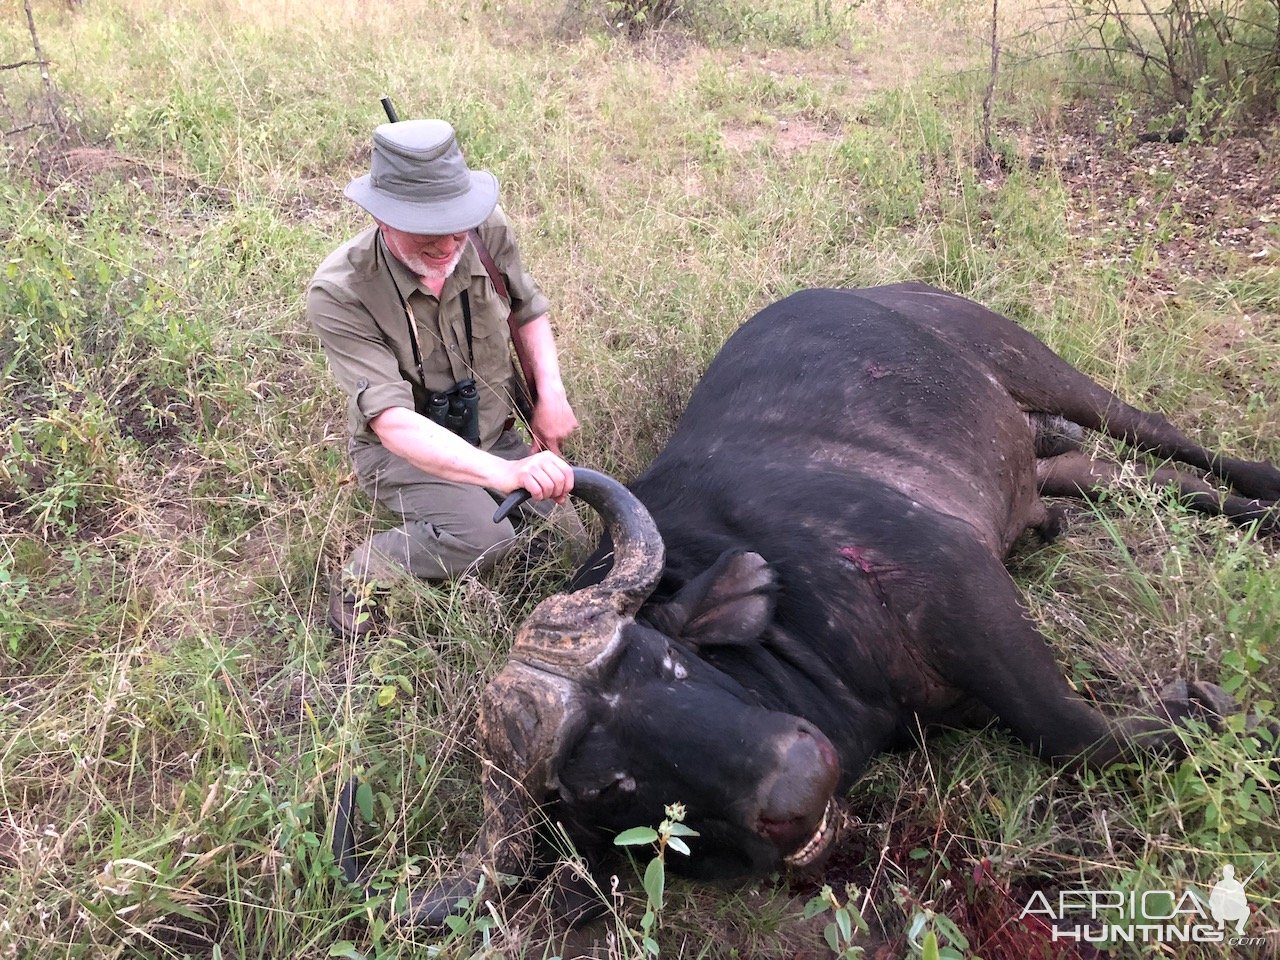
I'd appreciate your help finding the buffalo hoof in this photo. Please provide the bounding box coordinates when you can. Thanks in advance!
[1157,678,1238,729]
[1232,459,1280,503]
[1034,505,1069,544]
[548,869,608,928]
[401,873,484,930]
[1253,504,1280,538]
[1159,679,1280,773]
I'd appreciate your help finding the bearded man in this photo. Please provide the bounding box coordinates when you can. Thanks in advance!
[309,118,580,639]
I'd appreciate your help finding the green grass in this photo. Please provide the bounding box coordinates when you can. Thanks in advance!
[1,0,1278,957]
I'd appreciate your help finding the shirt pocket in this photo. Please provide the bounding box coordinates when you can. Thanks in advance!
[467,282,513,381]
[418,325,456,388]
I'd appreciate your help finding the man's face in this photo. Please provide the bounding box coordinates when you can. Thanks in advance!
[378,222,468,283]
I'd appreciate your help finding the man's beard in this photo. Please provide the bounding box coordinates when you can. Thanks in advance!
[401,239,467,284]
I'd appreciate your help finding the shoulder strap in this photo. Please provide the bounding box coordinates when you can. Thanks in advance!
[468,228,510,305]
[468,228,539,416]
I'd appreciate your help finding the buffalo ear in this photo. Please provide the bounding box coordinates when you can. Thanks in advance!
[643,549,776,647]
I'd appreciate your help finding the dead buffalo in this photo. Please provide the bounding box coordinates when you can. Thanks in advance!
[335,283,1280,925]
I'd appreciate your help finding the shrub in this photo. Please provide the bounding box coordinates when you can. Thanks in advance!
[1062,0,1280,124]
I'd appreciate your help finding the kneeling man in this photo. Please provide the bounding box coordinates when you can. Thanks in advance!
[309,117,580,639]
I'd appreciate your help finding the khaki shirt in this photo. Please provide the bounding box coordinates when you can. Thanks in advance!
[308,206,550,452]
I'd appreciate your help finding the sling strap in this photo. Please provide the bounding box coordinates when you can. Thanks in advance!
[468,228,538,424]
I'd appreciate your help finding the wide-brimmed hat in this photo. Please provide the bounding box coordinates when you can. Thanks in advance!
[344,119,498,235]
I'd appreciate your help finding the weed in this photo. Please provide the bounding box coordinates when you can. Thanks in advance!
[1,0,1277,957]
[613,803,699,956]
[0,554,32,654]
[803,883,868,958]
[897,897,972,960]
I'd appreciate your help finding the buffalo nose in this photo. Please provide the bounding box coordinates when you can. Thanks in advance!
[756,724,840,849]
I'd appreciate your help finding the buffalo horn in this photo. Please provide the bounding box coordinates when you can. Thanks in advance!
[495,467,664,618]
[378,469,666,927]
[563,467,664,614]
[462,468,665,911]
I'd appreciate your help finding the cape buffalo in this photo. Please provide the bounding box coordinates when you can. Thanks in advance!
[335,283,1279,925]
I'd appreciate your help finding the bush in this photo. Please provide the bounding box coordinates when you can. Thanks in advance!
[568,0,685,36]
[1063,0,1280,124]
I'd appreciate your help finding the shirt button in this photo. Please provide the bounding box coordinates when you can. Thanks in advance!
[356,378,369,390]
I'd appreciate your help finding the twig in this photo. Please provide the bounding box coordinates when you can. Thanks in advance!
[982,0,1000,165]
[1,59,42,71]
[3,121,50,138]
[22,0,63,134]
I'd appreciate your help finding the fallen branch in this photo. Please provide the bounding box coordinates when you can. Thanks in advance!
[3,121,51,138]
[1,59,42,71]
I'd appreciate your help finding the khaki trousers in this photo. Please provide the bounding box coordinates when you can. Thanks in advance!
[344,431,586,583]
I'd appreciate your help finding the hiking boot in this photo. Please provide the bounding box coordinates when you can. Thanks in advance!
[327,581,386,641]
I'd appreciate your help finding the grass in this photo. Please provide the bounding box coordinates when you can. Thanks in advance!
[1,0,1278,957]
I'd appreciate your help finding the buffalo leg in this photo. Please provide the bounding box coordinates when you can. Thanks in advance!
[1042,402,1280,505]
[1037,451,1279,535]
[858,284,1280,502]
[933,550,1210,769]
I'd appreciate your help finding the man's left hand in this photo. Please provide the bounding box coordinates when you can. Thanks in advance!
[530,386,579,456]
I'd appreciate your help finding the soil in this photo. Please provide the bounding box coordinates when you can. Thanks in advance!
[722,116,843,156]
[1021,104,1280,290]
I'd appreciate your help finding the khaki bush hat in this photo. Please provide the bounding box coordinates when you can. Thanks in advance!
[344,119,498,235]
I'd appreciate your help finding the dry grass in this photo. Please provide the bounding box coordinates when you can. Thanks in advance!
[1,0,1277,957]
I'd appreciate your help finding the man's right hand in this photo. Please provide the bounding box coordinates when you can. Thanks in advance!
[370,406,575,503]
[501,450,574,504]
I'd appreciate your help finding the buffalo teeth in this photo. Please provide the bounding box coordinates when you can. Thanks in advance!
[783,801,835,868]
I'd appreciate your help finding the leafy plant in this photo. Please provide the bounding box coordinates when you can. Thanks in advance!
[1060,0,1280,123]
[803,883,868,959]
[613,803,699,956]
[0,557,31,654]
[1220,562,1278,698]
[903,911,972,960]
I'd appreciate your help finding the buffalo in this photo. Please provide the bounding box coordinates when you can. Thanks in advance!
[335,283,1280,927]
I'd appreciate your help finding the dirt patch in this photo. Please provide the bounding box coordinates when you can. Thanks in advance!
[1021,106,1280,289]
[723,117,843,155]
[44,145,233,206]
[731,9,979,98]
[751,49,880,91]
[34,144,341,229]
[56,146,149,177]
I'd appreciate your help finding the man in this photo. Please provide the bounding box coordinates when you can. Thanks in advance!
[309,117,579,639]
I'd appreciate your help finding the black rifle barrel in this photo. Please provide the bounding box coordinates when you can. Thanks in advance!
[380,97,399,123]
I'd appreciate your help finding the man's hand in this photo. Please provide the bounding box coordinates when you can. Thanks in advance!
[530,385,579,456]
[370,406,573,502]
[502,450,575,504]
[512,315,579,456]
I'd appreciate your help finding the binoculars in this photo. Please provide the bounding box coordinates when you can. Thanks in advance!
[426,378,481,445]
